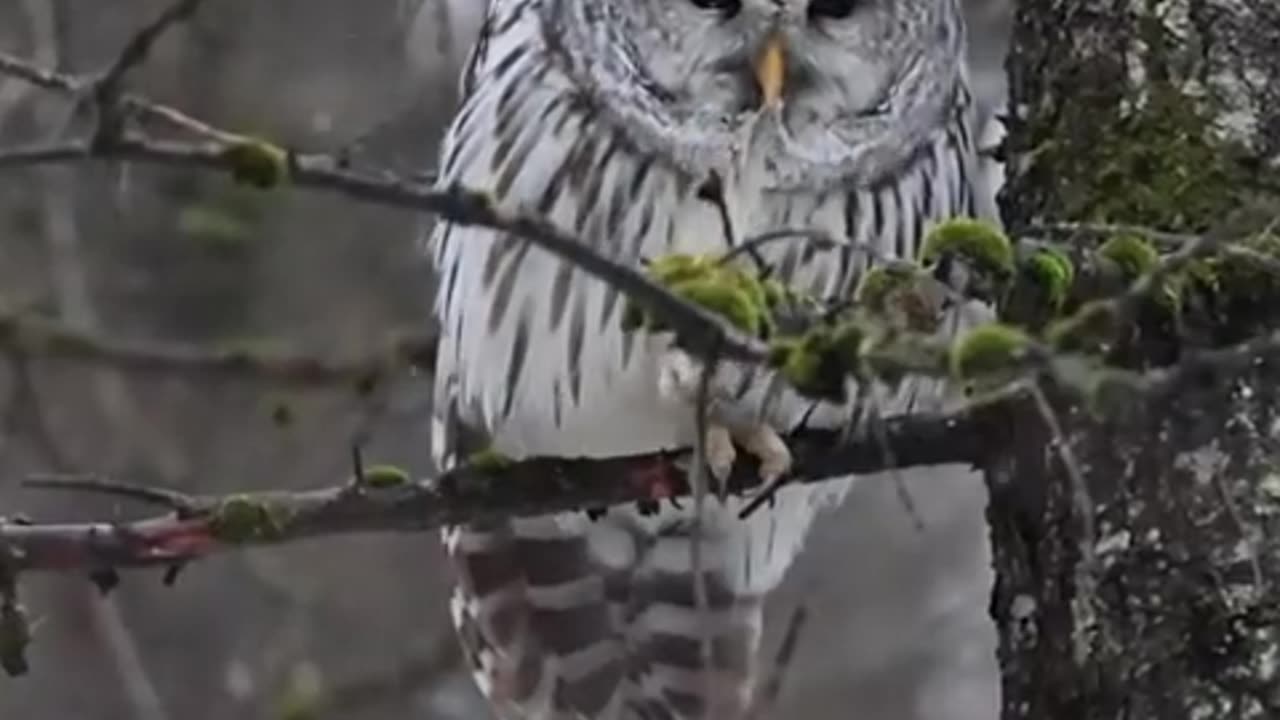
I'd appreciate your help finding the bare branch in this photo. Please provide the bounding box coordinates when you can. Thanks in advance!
[748,604,809,720]
[0,305,436,387]
[0,49,287,144]
[0,48,766,364]
[0,129,763,364]
[0,51,76,95]
[94,0,207,101]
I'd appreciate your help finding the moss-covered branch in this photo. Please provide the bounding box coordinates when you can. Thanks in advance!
[624,217,1280,414]
[0,395,1023,675]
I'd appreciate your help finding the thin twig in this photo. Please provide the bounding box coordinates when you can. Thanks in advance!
[1027,382,1097,569]
[0,50,764,364]
[30,9,204,704]
[0,49,268,143]
[24,476,197,513]
[0,306,436,387]
[0,0,55,130]
[1019,222,1201,250]
[0,133,765,366]
[747,604,808,720]
[93,0,207,102]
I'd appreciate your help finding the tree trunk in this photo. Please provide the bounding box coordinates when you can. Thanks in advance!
[992,2,1280,718]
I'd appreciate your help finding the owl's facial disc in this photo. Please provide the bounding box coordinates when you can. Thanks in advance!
[553,0,968,188]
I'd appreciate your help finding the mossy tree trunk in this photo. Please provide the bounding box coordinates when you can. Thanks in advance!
[991,1,1280,718]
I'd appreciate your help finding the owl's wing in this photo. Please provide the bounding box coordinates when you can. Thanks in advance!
[428,4,771,719]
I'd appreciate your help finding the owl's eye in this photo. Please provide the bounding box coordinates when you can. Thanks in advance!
[688,0,741,17]
[808,0,861,20]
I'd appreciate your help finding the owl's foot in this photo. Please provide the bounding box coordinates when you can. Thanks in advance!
[699,416,793,494]
[703,424,737,489]
[656,346,794,493]
[736,422,792,485]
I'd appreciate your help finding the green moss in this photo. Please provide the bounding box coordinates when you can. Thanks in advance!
[623,253,781,339]
[830,320,871,367]
[760,277,793,309]
[1097,235,1159,278]
[178,205,252,254]
[1021,248,1076,312]
[949,323,1032,383]
[467,447,514,472]
[1022,72,1254,233]
[1046,300,1118,354]
[1181,256,1222,295]
[672,279,766,337]
[209,495,291,543]
[274,663,327,720]
[767,324,860,403]
[766,312,947,402]
[645,253,713,281]
[1203,232,1280,297]
[855,263,941,333]
[361,464,410,488]
[176,184,267,260]
[769,334,835,402]
[1003,248,1077,328]
[1096,234,1185,311]
[856,264,916,308]
[863,336,950,383]
[1100,233,1187,311]
[220,139,289,189]
[1177,231,1280,339]
[919,218,1015,281]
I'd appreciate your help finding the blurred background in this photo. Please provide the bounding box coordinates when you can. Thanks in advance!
[0,1,1012,718]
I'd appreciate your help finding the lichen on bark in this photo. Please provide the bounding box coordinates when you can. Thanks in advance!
[1001,0,1276,233]
[994,1,1280,718]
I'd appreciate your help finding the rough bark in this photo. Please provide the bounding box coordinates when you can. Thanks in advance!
[993,1,1280,718]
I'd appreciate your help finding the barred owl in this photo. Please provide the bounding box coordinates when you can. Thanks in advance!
[427,1,995,718]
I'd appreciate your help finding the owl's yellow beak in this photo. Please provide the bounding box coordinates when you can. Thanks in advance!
[753,33,786,109]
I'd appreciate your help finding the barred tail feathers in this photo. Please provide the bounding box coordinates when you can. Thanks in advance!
[443,511,771,720]
[444,516,626,718]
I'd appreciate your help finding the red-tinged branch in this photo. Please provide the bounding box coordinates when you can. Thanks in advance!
[0,397,1017,575]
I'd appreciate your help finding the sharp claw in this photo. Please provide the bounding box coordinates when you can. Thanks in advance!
[656,346,792,498]
[703,424,736,496]
[735,424,793,485]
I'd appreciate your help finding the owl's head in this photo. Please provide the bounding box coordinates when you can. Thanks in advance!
[546,0,970,189]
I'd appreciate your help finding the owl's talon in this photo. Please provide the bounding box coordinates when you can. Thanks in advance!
[704,424,736,495]
[657,345,793,495]
[737,423,793,486]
